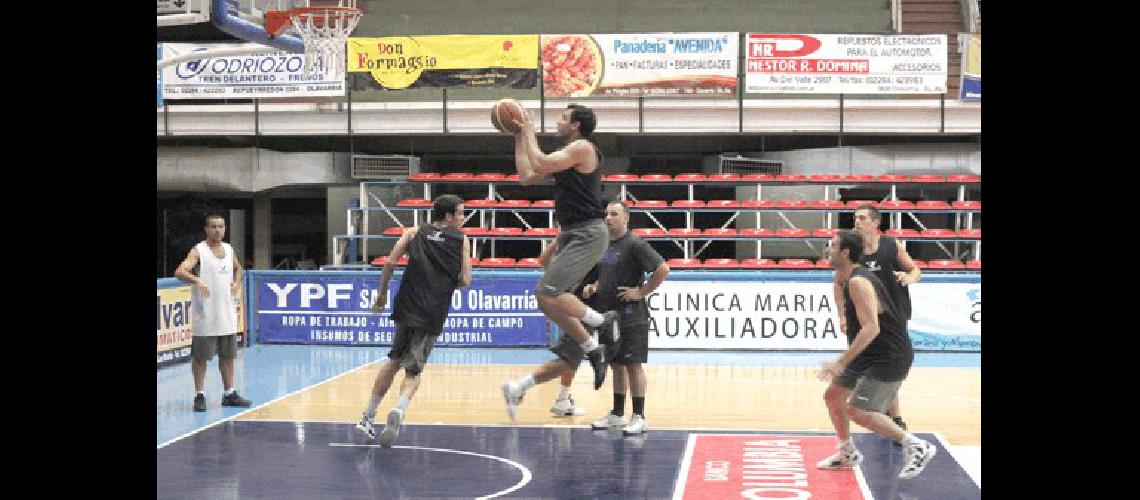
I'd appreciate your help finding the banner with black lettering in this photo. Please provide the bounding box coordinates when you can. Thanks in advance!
[160,43,346,99]
[252,272,546,346]
[347,35,538,90]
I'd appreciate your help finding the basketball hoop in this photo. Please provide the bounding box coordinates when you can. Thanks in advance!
[265,2,362,78]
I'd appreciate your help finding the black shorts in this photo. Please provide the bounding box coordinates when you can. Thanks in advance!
[388,323,438,376]
[611,322,649,365]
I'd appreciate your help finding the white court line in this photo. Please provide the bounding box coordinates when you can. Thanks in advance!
[670,434,698,500]
[854,462,875,500]
[157,358,385,449]
[237,418,843,435]
[329,444,532,499]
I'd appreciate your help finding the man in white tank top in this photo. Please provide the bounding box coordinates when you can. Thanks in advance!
[175,214,252,412]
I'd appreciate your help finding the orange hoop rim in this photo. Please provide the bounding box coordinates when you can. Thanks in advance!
[265,7,362,36]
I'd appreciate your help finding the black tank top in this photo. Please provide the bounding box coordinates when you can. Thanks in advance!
[860,235,913,320]
[552,141,605,226]
[390,225,464,333]
[843,266,913,380]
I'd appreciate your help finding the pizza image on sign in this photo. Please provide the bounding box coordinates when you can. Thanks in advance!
[541,35,604,97]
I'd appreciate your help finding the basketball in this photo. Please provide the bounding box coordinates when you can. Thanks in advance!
[491,99,525,133]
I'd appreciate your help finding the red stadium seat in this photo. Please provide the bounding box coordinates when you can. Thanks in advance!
[505,174,520,182]
[531,199,554,208]
[633,228,666,237]
[672,200,706,208]
[927,260,966,269]
[811,200,845,209]
[777,200,810,209]
[885,228,919,238]
[474,173,506,181]
[396,198,434,207]
[706,200,741,208]
[634,200,668,208]
[460,227,489,236]
[675,173,708,182]
[371,256,409,266]
[957,229,982,239]
[407,173,442,181]
[523,227,559,237]
[464,199,496,208]
[383,227,406,236]
[776,174,807,182]
[952,200,982,210]
[667,228,702,237]
[489,227,522,236]
[708,174,742,182]
[815,259,832,268]
[666,258,701,269]
[741,200,775,208]
[741,258,778,269]
[912,260,928,269]
[740,228,775,237]
[702,258,739,269]
[810,174,842,182]
[442,173,475,180]
[516,258,543,267]
[846,200,879,208]
[702,228,738,237]
[877,174,910,183]
[477,257,516,267]
[497,199,531,208]
[742,174,776,182]
[639,174,672,182]
[912,175,945,183]
[776,228,809,238]
[605,174,639,182]
[966,260,982,269]
[777,258,813,269]
[843,174,875,182]
[813,228,838,238]
[879,200,915,210]
[948,174,981,183]
[916,201,950,210]
[920,229,956,238]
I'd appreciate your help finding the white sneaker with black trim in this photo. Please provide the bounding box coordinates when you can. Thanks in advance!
[816,442,863,469]
[591,413,626,430]
[623,414,648,435]
[899,439,937,479]
[355,414,376,440]
[549,397,587,417]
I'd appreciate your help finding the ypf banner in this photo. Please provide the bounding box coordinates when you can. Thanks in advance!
[541,33,738,97]
[253,273,547,346]
[745,33,947,94]
[348,35,538,90]
[161,43,345,99]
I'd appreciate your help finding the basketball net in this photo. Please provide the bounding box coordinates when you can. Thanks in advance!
[288,6,361,78]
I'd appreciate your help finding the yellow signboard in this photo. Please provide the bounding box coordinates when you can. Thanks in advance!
[348,35,538,90]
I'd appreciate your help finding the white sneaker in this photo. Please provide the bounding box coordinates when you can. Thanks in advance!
[591,413,627,430]
[501,381,524,423]
[899,439,937,479]
[355,413,375,440]
[550,397,587,417]
[623,414,648,435]
[816,442,863,469]
[378,408,403,448]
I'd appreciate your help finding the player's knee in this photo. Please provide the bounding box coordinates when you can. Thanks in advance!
[404,364,423,377]
[846,405,868,423]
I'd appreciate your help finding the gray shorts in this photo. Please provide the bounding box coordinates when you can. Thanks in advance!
[835,367,903,413]
[536,219,609,296]
[191,334,238,362]
[388,323,438,376]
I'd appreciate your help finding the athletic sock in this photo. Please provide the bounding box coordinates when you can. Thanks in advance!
[365,394,382,419]
[632,396,645,416]
[397,395,410,412]
[612,393,626,416]
[517,374,536,392]
[580,337,599,353]
[558,385,572,400]
[580,308,605,327]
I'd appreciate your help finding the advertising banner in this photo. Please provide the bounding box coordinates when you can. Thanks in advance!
[157,283,193,365]
[541,33,738,97]
[744,33,947,94]
[960,34,981,101]
[161,43,345,99]
[348,35,538,90]
[253,273,547,346]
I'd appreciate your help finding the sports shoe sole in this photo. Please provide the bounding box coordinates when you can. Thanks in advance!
[550,407,587,417]
[502,382,518,423]
[379,409,402,448]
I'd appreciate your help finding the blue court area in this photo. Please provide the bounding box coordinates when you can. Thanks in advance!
[157,422,977,499]
[157,345,980,446]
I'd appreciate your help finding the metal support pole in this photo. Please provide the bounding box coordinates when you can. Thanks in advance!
[442,88,448,133]
[940,94,945,133]
[638,97,644,133]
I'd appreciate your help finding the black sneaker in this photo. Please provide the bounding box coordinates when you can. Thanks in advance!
[892,416,908,446]
[221,391,253,407]
[595,310,621,344]
[193,393,206,412]
[587,346,608,390]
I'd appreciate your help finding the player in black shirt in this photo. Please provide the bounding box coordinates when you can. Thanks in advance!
[833,204,921,439]
[817,230,936,480]
[355,194,472,447]
[500,104,621,423]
